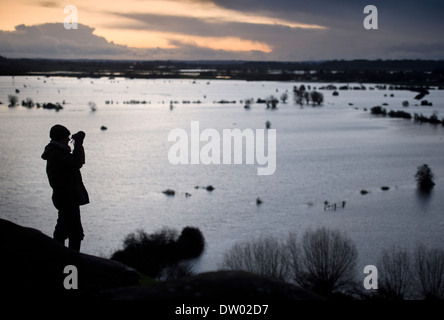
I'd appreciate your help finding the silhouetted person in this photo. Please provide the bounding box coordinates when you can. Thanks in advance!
[41,125,89,252]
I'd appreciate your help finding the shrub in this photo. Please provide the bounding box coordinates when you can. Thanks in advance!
[111,226,205,280]
[176,226,206,260]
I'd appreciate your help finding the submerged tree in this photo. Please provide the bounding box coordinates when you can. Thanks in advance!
[415,164,435,192]
[293,86,324,107]
[310,91,324,106]
[280,92,288,103]
[8,94,18,108]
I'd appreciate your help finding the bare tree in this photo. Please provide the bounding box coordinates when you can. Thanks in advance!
[291,227,358,296]
[377,246,412,300]
[221,235,289,281]
[413,244,444,300]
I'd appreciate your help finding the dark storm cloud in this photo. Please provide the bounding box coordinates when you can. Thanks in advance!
[202,0,444,59]
[186,0,444,41]
[114,12,304,40]
[197,0,444,29]
[112,0,444,60]
[0,24,131,59]
[1,0,443,60]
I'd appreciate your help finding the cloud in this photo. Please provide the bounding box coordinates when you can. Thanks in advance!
[189,0,444,43]
[0,23,270,60]
[112,12,308,44]
[0,23,131,59]
[36,1,60,8]
[1,0,443,61]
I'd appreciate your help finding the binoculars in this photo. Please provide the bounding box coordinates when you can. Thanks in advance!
[71,131,85,142]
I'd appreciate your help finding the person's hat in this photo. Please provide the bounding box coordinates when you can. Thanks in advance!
[50,124,70,141]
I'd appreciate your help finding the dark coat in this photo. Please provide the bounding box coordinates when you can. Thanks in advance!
[41,141,89,209]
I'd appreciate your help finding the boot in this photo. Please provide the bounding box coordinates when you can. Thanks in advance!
[53,234,65,246]
[68,237,82,252]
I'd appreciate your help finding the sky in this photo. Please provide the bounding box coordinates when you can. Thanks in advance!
[0,0,443,61]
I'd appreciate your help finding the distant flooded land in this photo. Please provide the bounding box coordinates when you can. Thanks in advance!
[1,56,443,86]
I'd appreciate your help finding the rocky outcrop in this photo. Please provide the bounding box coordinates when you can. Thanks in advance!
[0,218,139,298]
[102,270,324,300]
[0,218,323,300]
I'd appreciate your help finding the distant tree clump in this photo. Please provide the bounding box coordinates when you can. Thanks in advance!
[111,226,205,280]
[266,95,279,109]
[415,164,435,192]
[293,85,324,107]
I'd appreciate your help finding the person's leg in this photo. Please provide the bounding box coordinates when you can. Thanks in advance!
[53,210,68,246]
[66,206,84,252]
[68,237,82,251]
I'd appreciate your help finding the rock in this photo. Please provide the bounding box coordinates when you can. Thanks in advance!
[0,218,325,301]
[102,270,324,300]
[0,218,139,298]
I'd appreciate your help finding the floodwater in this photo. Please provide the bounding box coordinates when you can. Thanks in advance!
[1,76,443,274]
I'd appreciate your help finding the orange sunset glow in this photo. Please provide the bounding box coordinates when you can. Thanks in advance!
[0,0,323,52]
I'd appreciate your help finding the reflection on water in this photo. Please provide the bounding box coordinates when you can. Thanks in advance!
[415,188,434,212]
